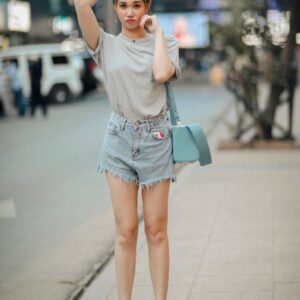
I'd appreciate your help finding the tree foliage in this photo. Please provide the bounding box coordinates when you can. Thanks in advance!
[220,0,299,141]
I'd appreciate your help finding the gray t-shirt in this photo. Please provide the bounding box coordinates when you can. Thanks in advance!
[84,27,181,121]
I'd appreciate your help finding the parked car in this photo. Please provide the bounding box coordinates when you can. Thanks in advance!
[0,42,84,104]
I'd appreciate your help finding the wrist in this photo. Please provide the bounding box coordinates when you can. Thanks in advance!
[155,26,164,35]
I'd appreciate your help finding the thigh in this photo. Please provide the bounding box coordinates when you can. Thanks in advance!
[106,172,139,228]
[99,118,138,183]
[142,180,170,227]
[137,121,176,188]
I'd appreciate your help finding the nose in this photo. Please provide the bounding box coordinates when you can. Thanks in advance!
[126,7,134,16]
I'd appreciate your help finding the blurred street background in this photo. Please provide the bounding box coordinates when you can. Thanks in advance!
[1,0,300,300]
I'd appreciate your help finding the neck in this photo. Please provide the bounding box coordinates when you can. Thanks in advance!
[121,27,148,39]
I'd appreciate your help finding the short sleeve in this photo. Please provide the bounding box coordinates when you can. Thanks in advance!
[165,36,181,82]
[83,26,105,68]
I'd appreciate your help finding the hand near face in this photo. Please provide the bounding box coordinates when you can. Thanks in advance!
[140,15,161,33]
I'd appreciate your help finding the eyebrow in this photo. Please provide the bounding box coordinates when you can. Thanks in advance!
[119,0,143,4]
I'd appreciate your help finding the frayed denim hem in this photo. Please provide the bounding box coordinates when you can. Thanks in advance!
[97,164,139,185]
[139,175,177,190]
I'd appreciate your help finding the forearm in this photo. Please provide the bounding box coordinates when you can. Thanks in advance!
[152,28,175,83]
[74,0,99,50]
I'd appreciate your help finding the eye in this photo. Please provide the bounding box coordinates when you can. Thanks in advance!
[133,4,141,8]
[120,4,127,8]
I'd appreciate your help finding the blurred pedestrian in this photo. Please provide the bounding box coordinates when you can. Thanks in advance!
[29,57,48,118]
[5,60,27,117]
[0,67,15,117]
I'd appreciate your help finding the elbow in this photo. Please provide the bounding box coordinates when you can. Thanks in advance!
[153,65,175,84]
[153,67,175,83]
[154,74,168,84]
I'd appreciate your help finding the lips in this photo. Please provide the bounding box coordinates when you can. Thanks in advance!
[126,19,136,23]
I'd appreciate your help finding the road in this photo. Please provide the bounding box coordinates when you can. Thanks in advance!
[0,83,233,300]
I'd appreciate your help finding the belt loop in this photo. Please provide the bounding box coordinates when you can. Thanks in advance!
[121,119,126,130]
[146,121,150,133]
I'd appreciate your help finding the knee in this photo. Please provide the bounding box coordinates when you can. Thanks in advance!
[116,225,138,247]
[145,221,168,245]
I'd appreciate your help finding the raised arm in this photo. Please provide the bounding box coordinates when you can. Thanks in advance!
[74,0,100,51]
[140,15,176,83]
[152,28,175,83]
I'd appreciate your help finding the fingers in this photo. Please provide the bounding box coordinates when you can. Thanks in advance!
[140,15,150,28]
[140,15,159,34]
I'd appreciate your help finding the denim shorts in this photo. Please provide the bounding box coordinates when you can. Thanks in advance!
[97,111,176,189]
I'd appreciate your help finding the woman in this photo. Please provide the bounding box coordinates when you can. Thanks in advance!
[74,0,181,299]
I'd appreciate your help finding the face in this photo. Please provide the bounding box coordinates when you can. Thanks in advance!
[114,0,149,30]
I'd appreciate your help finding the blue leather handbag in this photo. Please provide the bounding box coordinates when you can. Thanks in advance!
[165,82,212,166]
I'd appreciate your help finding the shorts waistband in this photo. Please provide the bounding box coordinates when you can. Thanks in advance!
[110,111,169,127]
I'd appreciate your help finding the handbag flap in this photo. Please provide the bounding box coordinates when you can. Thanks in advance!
[171,126,199,162]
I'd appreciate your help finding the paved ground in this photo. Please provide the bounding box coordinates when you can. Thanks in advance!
[79,87,300,300]
[0,81,233,300]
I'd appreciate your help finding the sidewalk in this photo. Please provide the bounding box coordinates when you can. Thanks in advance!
[79,89,300,300]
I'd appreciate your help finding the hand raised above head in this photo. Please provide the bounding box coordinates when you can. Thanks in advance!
[74,0,97,8]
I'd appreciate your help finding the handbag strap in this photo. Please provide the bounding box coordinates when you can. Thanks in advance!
[165,82,212,166]
[186,124,212,166]
[165,82,180,126]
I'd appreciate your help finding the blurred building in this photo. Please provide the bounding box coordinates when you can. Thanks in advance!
[152,0,231,12]
[0,0,31,47]
[152,0,199,12]
[0,0,236,48]
[0,0,79,48]
[1,0,297,49]
[27,0,76,43]
[0,0,120,48]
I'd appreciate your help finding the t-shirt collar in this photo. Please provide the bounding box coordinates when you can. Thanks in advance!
[118,32,153,43]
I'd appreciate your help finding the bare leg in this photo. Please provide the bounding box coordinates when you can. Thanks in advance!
[142,180,171,300]
[106,172,139,300]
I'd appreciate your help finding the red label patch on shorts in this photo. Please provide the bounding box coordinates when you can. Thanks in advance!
[153,130,165,139]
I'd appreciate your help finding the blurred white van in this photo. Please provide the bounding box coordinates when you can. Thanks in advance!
[0,41,85,103]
